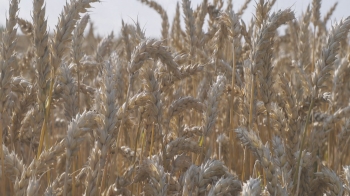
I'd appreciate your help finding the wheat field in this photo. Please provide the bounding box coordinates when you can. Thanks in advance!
[0,0,350,195]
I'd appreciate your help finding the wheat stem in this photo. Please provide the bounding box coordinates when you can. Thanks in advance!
[294,98,314,192]
[149,123,155,157]
[0,115,5,196]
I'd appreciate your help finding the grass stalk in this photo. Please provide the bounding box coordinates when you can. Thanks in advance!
[0,115,5,196]
[293,98,314,192]
[72,156,76,196]
[230,38,236,172]
[37,69,56,158]
[149,122,155,157]
[100,153,110,195]
[115,75,133,175]
[246,73,256,180]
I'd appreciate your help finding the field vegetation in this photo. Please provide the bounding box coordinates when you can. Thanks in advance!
[1,0,350,195]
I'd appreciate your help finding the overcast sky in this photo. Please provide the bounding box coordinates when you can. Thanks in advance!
[1,0,349,38]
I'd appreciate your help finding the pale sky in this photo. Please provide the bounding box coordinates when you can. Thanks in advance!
[1,0,349,38]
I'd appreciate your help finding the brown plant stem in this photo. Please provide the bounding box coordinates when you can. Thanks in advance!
[0,115,5,196]
[116,75,133,175]
[100,153,110,195]
[230,38,236,172]
[37,69,55,158]
[294,98,314,193]
[149,122,155,157]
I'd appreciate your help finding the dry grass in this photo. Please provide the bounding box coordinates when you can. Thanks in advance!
[1,0,350,195]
